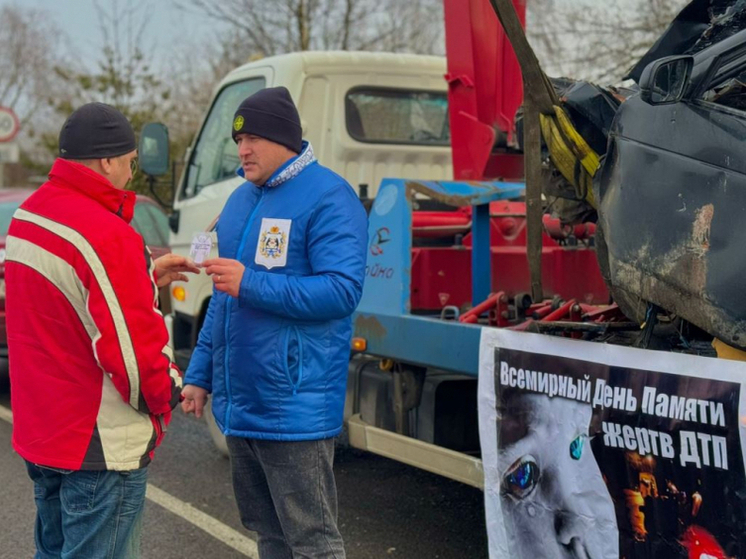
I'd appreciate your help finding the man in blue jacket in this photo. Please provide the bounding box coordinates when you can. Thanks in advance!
[182,86,367,558]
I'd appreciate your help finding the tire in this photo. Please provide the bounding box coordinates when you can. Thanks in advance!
[204,398,229,458]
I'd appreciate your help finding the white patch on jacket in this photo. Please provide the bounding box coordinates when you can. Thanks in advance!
[255,218,292,269]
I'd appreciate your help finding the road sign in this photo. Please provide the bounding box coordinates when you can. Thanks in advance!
[0,107,20,143]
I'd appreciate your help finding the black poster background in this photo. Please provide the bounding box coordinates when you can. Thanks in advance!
[494,347,746,559]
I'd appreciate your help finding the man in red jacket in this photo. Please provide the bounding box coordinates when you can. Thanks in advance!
[5,103,198,558]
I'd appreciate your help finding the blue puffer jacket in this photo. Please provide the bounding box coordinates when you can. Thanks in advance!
[185,143,368,440]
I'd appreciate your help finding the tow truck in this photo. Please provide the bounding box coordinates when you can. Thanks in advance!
[344,0,746,488]
[140,0,746,492]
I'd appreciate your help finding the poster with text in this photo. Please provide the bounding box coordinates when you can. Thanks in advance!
[478,329,746,559]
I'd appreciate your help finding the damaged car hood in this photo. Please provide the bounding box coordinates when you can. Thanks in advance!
[627,0,746,82]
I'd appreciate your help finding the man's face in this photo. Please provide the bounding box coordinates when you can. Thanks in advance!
[235,134,293,185]
[102,150,137,190]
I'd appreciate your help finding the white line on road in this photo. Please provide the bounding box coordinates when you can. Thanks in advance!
[0,404,258,558]
[146,484,258,557]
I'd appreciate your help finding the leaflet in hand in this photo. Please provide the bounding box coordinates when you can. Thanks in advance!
[190,232,213,265]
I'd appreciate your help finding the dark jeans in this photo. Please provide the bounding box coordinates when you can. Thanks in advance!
[25,461,148,559]
[227,437,345,559]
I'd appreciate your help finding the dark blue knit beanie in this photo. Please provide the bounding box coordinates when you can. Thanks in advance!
[231,87,302,153]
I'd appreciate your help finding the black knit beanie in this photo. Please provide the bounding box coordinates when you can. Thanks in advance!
[231,87,302,153]
[58,103,136,160]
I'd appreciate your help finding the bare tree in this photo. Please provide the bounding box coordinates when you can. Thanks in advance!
[527,0,691,84]
[163,0,444,152]
[0,4,65,127]
[46,0,172,130]
[367,0,444,54]
[30,0,176,196]
[177,0,689,82]
[174,0,444,57]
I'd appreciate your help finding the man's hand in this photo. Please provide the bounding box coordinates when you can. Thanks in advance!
[203,258,245,298]
[154,253,201,287]
[181,384,209,418]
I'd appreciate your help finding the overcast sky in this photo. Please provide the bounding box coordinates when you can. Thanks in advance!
[0,0,225,71]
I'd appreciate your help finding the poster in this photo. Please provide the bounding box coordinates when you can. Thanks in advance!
[478,329,746,559]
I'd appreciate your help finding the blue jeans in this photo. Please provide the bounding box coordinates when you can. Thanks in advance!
[25,461,148,559]
[227,437,345,559]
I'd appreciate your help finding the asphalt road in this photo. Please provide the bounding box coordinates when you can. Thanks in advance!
[0,363,488,559]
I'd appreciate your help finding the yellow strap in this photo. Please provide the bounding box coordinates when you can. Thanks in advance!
[539,106,600,208]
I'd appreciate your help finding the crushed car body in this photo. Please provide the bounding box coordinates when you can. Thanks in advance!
[595,0,746,348]
[527,0,746,348]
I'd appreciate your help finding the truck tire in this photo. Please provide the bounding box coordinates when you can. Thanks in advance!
[205,398,229,458]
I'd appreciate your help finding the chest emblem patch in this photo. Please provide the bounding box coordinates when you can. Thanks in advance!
[255,218,292,269]
[260,227,286,258]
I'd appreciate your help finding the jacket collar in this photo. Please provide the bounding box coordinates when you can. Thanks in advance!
[236,141,317,188]
[48,158,135,224]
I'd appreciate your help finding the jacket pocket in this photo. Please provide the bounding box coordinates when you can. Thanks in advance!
[283,325,304,395]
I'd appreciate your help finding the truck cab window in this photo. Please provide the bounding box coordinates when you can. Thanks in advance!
[183,77,266,199]
[345,88,450,146]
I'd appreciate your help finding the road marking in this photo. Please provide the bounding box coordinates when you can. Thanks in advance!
[145,485,258,557]
[0,404,258,558]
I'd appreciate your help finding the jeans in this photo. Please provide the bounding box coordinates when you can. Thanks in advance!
[25,461,148,559]
[227,437,345,559]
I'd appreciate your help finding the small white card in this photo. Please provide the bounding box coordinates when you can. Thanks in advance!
[190,232,213,265]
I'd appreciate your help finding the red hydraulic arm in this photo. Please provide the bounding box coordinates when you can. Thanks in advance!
[443,0,526,182]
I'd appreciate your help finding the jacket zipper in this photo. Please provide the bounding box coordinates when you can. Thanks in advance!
[223,188,265,430]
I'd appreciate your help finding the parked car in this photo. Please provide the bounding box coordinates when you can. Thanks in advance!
[0,189,171,358]
[0,189,35,358]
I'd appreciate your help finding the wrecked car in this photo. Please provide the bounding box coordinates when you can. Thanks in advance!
[528,0,746,349]
[595,0,746,349]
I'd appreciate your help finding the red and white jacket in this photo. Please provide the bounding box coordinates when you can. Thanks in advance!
[5,159,182,471]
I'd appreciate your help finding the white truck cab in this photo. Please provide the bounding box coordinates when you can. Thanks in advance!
[168,51,453,367]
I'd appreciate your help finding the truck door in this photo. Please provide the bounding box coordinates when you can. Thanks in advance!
[170,71,271,342]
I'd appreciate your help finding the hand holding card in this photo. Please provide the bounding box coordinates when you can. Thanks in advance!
[190,232,214,265]
[153,253,200,287]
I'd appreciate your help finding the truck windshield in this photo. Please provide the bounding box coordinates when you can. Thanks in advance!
[184,77,266,198]
[346,88,450,146]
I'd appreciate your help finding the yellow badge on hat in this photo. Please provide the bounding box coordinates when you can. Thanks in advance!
[233,115,244,131]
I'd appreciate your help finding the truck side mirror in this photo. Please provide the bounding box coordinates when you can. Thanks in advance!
[139,122,170,177]
[639,55,693,105]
